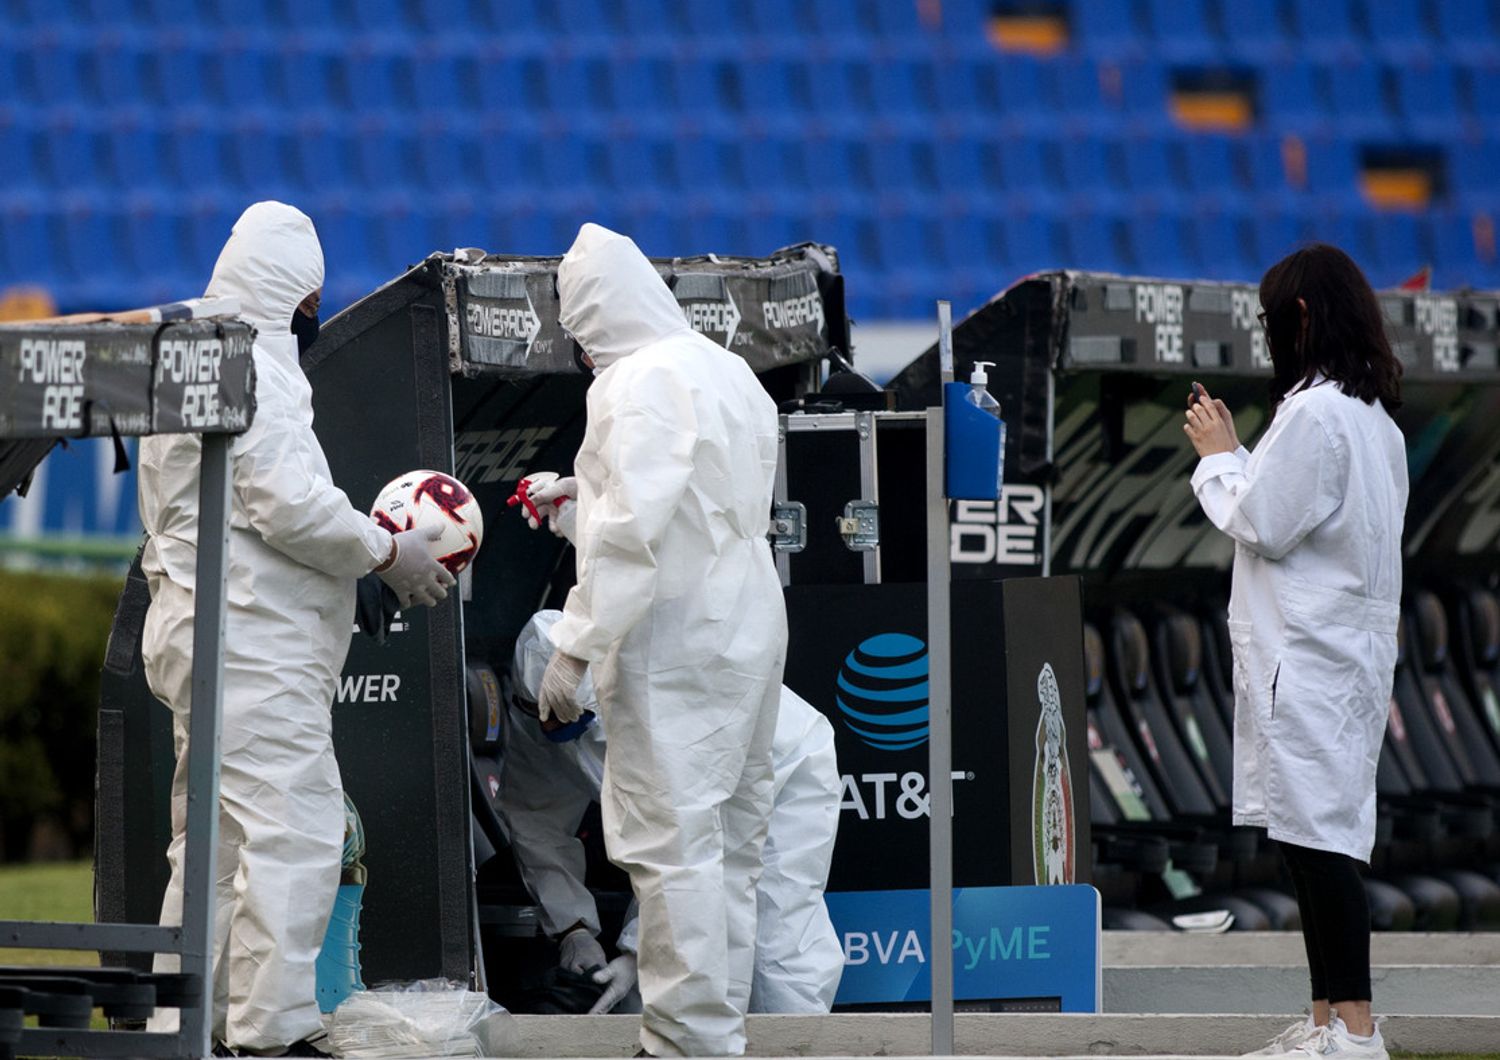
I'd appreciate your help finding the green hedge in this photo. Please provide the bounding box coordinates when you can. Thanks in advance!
[0,569,123,861]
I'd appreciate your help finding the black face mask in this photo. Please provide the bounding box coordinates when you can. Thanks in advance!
[291,308,320,354]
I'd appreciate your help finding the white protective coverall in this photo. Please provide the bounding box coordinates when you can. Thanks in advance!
[498,612,843,1013]
[1191,377,1407,862]
[551,223,789,1057]
[139,202,393,1050]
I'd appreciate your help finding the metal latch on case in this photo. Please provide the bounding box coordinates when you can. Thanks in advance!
[769,502,807,553]
[837,500,879,551]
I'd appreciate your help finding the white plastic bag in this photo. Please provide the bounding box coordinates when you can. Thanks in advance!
[327,978,514,1058]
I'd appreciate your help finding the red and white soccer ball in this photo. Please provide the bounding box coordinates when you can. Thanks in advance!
[371,470,484,575]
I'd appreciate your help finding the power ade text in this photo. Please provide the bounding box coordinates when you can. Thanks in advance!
[842,925,1052,969]
[336,673,400,704]
[454,427,558,485]
[1230,290,1270,369]
[950,486,1045,566]
[1415,296,1460,372]
[1135,283,1184,364]
[762,293,824,331]
[682,300,739,336]
[468,302,538,342]
[840,770,972,820]
[18,338,86,430]
[158,337,225,428]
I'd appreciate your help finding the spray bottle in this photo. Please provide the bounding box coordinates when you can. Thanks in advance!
[966,361,1006,492]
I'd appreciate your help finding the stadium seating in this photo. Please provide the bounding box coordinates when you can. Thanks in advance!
[0,0,1497,317]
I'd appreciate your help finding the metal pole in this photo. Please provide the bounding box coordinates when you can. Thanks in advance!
[179,432,231,1059]
[927,301,955,1057]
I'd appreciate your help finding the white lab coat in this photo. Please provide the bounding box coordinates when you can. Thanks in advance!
[1192,377,1407,862]
[497,613,842,1013]
[139,202,391,1050]
[551,223,788,1058]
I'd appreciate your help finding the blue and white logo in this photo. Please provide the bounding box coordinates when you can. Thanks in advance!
[836,633,929,751]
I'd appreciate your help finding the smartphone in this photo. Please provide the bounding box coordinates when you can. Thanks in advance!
[1189,381,1207,406]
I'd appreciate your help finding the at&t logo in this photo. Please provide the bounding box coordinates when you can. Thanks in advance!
[836,633,929,751]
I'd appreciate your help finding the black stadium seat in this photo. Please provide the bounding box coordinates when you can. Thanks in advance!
[1149,607,1235,811]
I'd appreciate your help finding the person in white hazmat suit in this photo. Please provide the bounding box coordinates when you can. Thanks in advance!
[138,201,454,1055]
[1184,244,1406,1060]
[530,222,788,1057]
[497,610,842,1016]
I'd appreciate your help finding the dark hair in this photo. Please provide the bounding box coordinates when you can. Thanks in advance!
[1258,243,1403,414]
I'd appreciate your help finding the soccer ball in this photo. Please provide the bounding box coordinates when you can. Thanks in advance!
[371,470,484,575]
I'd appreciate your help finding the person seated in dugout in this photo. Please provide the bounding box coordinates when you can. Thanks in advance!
[495,609,846,1016]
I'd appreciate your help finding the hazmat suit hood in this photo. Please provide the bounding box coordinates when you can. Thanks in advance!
[206,201,324,339]
[557,223,689,370]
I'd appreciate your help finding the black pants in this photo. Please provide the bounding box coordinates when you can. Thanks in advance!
[1281,841,1372,1003]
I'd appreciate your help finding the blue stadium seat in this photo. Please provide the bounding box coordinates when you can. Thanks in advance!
[671,131,739,192]
[1431,210,1500,289]
[870,1,926,38]
[56,197,121,284]
[803,132,873,195]
[608,55,676,114]
[38,112,103,192]
[1126,210,1193,276]
[140,0,205,26]
[277,43,339,111]
[145,35,211,108]
[1245,133,1301,200]
[1364,0,1436,63]
[1116,58,1170,129]
[1058,135,1125,206]
[225,115,294,198]
[1252,212,1308,267]
[1324,60,1397,138]
[351,116,415,191]
[411,0,475,32]
[0,111,40,195]
[1064,212,1127,272]
[1449,138,1500,210]
[349,0,412,31]
[1393,64,1466,139]
[1301,137,1359,201]
[1054,56,1122,135]
[1002,212,1064,273]
[932,132,993,194]
[411,43,467,114]
[1301,209,1375,269]
[806,3,869,37]
[85,31,148,107]
[681,1,745,38]
[1001,136,1055,194]
[1178,134,1250,208]
[1188,209,1254,281]
[1119,135,1175,204]
[996,56,1061,134]
[734,131,798,193]
[1368,213,1430,279]
[938,207,1004,272]
[214,40,276,110]
[537,125,595,195]
[103,111,168,192]
[17,31,89,105]
[205,0,275,28]
[372,198,437,271]
[286,114,353,191]
[735,56,799,116]
[672,56,732,117]
[542,52,610,115]
[1288,0,1361,60]
[744,0,805,38]
[0,196,49,283]
[1069,0,1146,58]
[1142,0,1218,62]
[933,54,1000,119]
[618,0,683,35]
[1258,60,1330,136]
[867,132,936,193]
[1434,0,1500,64]
[344,44,402,111]
[1467,65,1500,134]
[605,132,662,192]
[870,58,930,120]
[1219,0,1293,62]
[415,118,480,192]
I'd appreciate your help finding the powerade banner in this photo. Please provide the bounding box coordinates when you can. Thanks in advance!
[448,243,845,377]
[827,885,1101,1011]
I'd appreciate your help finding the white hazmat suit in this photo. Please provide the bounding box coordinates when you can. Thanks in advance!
[1192,376,1408,862]
[498,612,843,1014]
[550,223,789,1057]
[139,202,396,1051]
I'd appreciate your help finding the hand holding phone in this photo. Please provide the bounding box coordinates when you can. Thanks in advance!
[1189,381,1207,407]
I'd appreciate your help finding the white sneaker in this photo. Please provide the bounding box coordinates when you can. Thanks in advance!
[1290,1016,1388,1060]
[1244,1014,1316,1055]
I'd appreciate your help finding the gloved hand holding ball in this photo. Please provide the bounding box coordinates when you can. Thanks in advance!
[370,470,484,607]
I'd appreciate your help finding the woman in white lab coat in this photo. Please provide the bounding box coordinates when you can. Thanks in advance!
[1185,244,1407,1060]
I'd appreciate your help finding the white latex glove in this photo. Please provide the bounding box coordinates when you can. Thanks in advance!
[589,954,637,1014]
[558,927,607,974]
[523,475,579,539]
[375,525,456,608]
[538,650,588,723]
